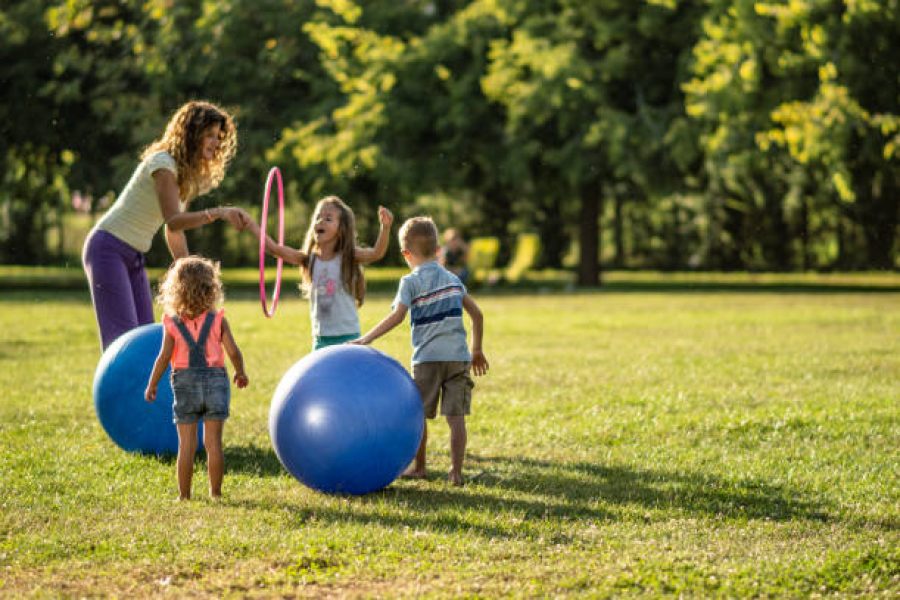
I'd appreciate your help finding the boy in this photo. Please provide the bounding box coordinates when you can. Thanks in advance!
[352,216,489,485]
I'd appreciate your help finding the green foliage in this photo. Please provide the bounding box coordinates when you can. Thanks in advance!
[685,0,899,270]
[0,0,895,272]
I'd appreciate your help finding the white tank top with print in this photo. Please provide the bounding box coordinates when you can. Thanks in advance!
[308,254,360,337]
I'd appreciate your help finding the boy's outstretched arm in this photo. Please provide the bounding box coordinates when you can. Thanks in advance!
[221,318,248,388]
[245,219,308,266]
[145,331,175,402]
[462,295,489,376]
[355,206,394,264]
[351,303,408,345]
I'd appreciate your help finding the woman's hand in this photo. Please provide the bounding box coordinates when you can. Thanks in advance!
[219,207,251,231]
[244,219,261,238]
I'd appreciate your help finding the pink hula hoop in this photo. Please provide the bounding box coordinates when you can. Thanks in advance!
[259,166,285,318]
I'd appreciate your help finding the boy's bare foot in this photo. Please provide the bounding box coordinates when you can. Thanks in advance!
[400,468,427,480]
[448,471,463,486]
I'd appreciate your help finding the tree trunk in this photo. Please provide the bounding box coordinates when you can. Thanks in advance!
[613,193,624,268]
[577,179,602,286]
[799,193,810,271]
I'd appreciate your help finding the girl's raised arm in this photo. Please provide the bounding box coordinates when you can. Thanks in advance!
[355,205,394,264]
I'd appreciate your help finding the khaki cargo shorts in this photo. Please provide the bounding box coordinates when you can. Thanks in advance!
[412,361,474,418]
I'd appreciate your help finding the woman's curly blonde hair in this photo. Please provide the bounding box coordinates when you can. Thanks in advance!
[157,256,224,319]
[141,100,237,202]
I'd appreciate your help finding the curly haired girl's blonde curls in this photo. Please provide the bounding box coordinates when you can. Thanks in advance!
[157,256,223,319]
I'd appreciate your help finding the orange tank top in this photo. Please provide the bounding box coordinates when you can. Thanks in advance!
[162,310,226,369]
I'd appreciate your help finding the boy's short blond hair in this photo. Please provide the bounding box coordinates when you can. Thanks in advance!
[399,217,439,258]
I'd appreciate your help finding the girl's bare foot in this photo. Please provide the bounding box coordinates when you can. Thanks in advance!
[401,468,427,479]
[448,470,463,486]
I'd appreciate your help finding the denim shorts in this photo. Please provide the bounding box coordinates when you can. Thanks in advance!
[171,367,230,424]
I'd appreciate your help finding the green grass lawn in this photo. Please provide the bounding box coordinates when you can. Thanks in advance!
[1,275,898,597]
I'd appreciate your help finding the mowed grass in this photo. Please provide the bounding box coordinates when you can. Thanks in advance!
[0,278,897,597]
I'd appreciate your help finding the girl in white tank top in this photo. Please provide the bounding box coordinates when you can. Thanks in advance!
[247,196,394,350]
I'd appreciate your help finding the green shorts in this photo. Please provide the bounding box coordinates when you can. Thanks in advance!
[412,361,474,418]
[313,333,360,351]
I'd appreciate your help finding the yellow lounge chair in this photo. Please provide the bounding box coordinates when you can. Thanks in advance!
[467,236,500,284]
[504,233,541,283]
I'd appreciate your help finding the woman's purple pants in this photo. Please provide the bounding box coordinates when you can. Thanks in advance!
[82,228,154,350]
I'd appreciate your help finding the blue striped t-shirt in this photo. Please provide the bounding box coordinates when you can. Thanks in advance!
[394,261,471,365]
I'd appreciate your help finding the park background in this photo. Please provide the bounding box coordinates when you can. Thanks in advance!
[1,0,897,277]
[1,0,898,597]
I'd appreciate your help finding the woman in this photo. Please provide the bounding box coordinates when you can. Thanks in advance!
[83,100,250,350]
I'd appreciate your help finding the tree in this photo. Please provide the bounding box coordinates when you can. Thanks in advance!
[758,0,899,268]
[481,0,703,283]
[686,0,899,270]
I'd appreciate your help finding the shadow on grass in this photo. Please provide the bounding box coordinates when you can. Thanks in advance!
[225,443,285,476]
[145,443,285,477]
[467,454,829,522]
[227,452,834,541]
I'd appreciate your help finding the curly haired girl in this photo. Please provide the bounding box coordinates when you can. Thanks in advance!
[83,100,252,350]
[249,196,393,350]
[145,256,248,500]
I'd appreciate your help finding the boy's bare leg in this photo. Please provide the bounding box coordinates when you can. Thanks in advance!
[402,419,427,478]
[176,423,199,500]
[446,415,466,485]
[204,419,225,498]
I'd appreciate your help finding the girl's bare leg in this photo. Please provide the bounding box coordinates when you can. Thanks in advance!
[176,423,199,500]
[203,419,225,498]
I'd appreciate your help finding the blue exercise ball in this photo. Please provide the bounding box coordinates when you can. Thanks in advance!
[269,344,424,495]
[93,323,192,454]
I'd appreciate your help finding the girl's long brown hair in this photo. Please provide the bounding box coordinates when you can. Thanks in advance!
[298,196,366,306]
[141,100,237,202]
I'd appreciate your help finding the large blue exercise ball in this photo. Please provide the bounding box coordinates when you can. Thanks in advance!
[269,344,424,495]
[93,323,191,454]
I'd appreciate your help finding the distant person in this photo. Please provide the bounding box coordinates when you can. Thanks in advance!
[145,256,248,501]
[248,197,393,350]
[352,217,489,485]
[82,100,251,350]
[439,227,470,285]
